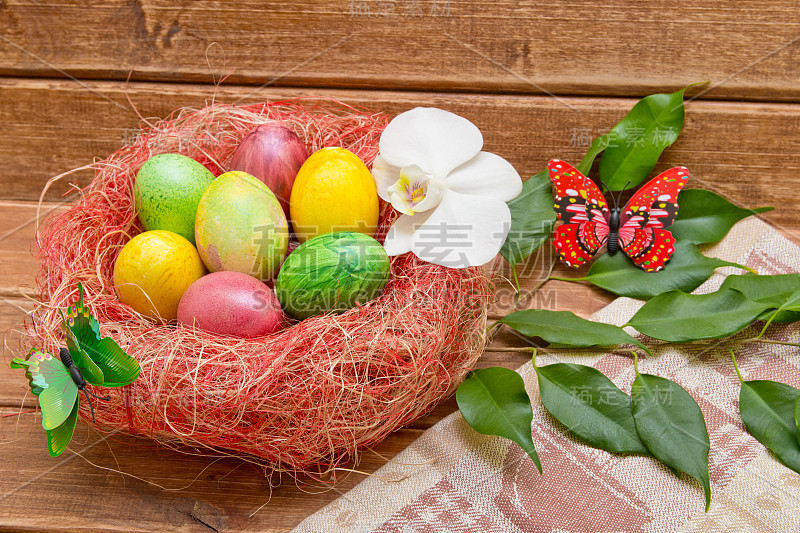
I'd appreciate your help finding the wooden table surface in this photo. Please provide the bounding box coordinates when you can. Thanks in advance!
[2,2,800,531]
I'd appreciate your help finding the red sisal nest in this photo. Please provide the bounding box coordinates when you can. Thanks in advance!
[25,98,492,478]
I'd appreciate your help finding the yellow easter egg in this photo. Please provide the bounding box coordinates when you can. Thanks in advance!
[290,147,379,242]
[113,230,206,321]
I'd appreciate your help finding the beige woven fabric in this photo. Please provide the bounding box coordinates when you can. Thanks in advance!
[294,218,800,533]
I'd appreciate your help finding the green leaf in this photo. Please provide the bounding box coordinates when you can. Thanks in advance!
[720,274,800,323]
[499,309,648,352]
[627,288,770,342]
[585,240,738,300]
[670,189,773,245]
[795,395,800,447]
[739,380,800,474]
[535,362,650,455]
[576,135,610,175]
[774,286,800,311]
[631,372,711,512]
[758,308,800,328]
[500,170,557,266]
[456,367,541,473]
[759,287,800,330]
[599,87,689,190]
[721,273,800,307]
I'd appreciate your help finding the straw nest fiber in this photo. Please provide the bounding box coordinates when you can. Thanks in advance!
[25,97,492,478]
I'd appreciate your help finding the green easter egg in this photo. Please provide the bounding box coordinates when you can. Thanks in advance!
[276,232,390,320]
[195,171,289,281]
[134,153,215,244]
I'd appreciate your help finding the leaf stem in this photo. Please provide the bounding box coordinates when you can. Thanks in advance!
[524,261,556,298]
[490,334,797,359]
[633,350,640,375]
[756,308,781,339]
[549,275,588,283]
[512,266,521,295]
[729,349,744,383]
[729,262,758,275]
[742,338,800,347]
[503,261,557,317]
[484,346,539,353]
[531,348,538,368]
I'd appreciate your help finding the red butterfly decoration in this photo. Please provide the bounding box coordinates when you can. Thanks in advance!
[549,159,689,272]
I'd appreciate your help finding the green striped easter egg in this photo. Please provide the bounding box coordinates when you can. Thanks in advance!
[276,232,390,320]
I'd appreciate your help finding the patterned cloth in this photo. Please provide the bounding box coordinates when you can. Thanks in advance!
[293,218,800,533]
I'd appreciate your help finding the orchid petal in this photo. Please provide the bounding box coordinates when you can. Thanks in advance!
[412,177,445,213]
[379,107,483,178]
[371,155,401,202]
[409,190,511,268]
[383,211,434,256]
[387,182,414,216]
[386,167,446,216]
[446,151,523,202]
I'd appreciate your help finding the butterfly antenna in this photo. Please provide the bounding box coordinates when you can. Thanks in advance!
[614,181,632,208]
[599,180,616,208]
[85,388,111,402]
[82,389,98,423]
[81,388,111,424]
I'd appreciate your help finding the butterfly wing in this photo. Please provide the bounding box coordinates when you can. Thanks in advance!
[61,321,104,386]
[65,283,140,387]
[626,228,678,272]
[11,348,78,430]
[552,223,596,268]
[619,166,688,231]
[81,337,141,387]
[618,167,689,272]
[549,159,611,267]
[46,400,79,457]
[550,159,610,225]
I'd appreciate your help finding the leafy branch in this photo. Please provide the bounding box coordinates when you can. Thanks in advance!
[457,86,796,513]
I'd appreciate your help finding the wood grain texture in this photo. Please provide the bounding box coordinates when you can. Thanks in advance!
[2,1,800,100]
[0,201,64,299]
[0,403,425,533]
[2,78,799,238]
[3,3,800,528]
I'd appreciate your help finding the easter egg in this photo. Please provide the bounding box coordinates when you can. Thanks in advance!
[229,122,309,219]
[276,232,390,320]
[113,230,206,321]
[290,147,379,242]
[133,153,215,245]
[194,171,289,281]
[177,271,283,338]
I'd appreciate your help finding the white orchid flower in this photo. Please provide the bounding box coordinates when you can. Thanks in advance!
[372,107,523,268]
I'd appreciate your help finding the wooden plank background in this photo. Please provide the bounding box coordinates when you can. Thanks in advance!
[1,1,799,531]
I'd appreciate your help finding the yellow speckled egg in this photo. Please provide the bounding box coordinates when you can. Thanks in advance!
[290,147,379,242]
[113,230,206,321]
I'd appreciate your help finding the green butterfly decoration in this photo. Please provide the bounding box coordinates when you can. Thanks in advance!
[11,283,140,457]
